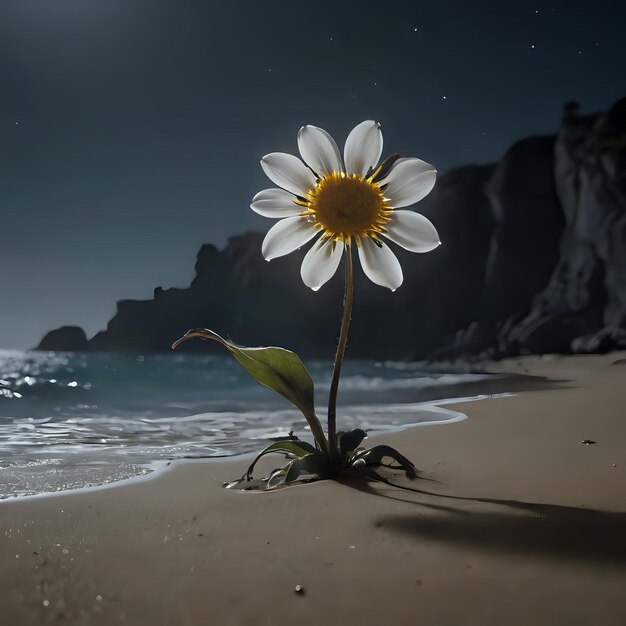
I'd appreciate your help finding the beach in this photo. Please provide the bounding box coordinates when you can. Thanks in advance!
[1,352,625,625]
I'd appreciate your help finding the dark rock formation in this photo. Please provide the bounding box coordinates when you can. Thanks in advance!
[502,98,626,356]
[37,99,626,360]
[483,135,565,321]
[37,326,88,352]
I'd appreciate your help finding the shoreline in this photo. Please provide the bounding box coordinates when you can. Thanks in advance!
[0,393,482,502]
[0,394,472,506]
[1,352,625,625]
[0,396,472,503]
[0,349,534,503]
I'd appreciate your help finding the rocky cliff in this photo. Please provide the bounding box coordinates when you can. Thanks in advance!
[37,99,626,360]
[438,98,626,359]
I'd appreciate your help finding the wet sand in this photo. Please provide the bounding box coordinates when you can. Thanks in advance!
[1,352,625,625]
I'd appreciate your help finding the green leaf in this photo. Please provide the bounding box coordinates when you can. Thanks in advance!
[352,445,417,479]
[285,452,331,483]
[267,468,288,489]
[244,439,319,480]
[172,328,328,453]
[339,429,367,457]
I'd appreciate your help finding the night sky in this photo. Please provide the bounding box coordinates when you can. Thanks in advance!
[1,0,625,349]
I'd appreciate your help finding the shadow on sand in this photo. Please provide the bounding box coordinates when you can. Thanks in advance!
[339,470,626,566]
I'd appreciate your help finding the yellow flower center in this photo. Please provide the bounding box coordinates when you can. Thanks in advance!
[302,172,390,243]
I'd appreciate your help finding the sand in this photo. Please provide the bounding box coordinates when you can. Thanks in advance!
[1,352,625,625]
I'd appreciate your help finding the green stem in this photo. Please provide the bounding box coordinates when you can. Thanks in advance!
[327,243,354,464]
[305,410,330,456]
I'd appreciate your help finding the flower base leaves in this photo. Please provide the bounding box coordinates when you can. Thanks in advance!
[225,433,417,491]
[244,439,320,481]
[350,445,417,480]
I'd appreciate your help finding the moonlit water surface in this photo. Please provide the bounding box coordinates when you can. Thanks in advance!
[0,349,499,499]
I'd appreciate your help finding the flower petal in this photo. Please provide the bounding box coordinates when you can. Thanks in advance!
[357,237,403,291]
[343,120,383,177]
[260,153,317,197]
[300,237,344,291]
[297,125,343,177]
[251,188,302,218]
[261,216,318,261]
[383,210,441,252]
[381,157,437,208]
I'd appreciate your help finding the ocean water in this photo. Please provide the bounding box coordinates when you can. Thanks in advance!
[0,349,500,499]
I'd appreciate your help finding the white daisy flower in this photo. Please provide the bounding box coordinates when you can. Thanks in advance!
[251,120,440,291]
